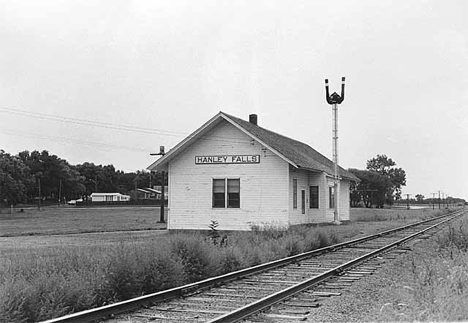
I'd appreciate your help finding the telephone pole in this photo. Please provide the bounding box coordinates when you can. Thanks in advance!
[325,77,346,223]
[150,146,166,223]
[438,190,441,209]
[38,177,42,211]
[0,172,3,214]
[405,193,412,210]
[58,179,62,207]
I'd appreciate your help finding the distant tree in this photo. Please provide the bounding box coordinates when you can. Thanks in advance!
[19,150,86,202]
[117,171,137,193]
[366,154,406,205]
[99,164,119,193]
[415,194,425,203]
[0,150,34,206]
[349,168,391,208]
[1,148,172,204]
[349,179,361,207]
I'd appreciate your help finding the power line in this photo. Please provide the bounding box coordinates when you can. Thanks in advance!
[0,107,187,137]
[1,126,255,154]
[1,129,152,153]
[0,106,254,145]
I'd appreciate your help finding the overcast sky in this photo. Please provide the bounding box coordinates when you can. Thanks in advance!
[1,0,467,200]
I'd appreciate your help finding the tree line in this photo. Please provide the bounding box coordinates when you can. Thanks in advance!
[0,149,165,206]
[348,154,465,208]
[1,150,465,208]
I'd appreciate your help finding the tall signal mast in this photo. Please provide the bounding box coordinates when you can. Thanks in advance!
[325,77,346,223]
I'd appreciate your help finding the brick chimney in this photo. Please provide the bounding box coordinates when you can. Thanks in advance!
[249,114,258,125]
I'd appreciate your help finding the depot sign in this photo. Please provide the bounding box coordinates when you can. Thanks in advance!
[195,155,260,164]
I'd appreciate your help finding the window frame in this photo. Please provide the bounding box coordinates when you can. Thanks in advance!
[309,186,319,209]
[227,178,240,208]
[212,178,226,208]
[329,186,335,209]
[212,178,240,209]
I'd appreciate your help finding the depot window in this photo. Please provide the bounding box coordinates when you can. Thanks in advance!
[293,179,298,209]
[213,178,240,208]
[329,186,335,208]
[309,186,319,208]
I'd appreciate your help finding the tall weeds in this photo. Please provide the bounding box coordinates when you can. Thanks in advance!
[378,218,468,322]
[0,225,342,323]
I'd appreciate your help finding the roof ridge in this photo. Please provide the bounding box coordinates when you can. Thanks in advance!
[221,112,333,164]
[221,111,309,146]
[220,111,358,180]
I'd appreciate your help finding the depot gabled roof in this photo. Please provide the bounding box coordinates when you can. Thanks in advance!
[147,112,359,181]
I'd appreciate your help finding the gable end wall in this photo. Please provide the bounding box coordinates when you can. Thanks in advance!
[168,120,289,230]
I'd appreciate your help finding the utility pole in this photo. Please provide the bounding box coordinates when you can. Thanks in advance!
[150,146,166,223]
[432,192,436,210]
[325,77,345,224]
[89,176,98,193]
[134,178,138,200]
[438,190,441,209]
[0,172,3,214]
[38,177,42,211]
[405,193,411,210]
[58,179,62,207]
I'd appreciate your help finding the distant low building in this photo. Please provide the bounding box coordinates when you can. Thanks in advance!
[152,186,168,200]
[137,188,155,199]
[90,193,131,202]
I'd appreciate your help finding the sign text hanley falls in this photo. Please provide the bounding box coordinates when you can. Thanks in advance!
[195,155,260,164]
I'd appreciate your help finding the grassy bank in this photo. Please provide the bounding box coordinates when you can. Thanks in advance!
[0,226,342,323]
[376,217,468,321]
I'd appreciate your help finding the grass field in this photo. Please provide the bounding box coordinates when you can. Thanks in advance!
[0,206,448,259]
[0,206,166,237]
[0,205,446,236]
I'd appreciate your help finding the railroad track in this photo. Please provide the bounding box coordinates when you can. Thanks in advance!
[42,208,467,323]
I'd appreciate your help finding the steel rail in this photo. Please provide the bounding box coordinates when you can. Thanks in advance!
[40,208,466,323]
[206,210,465,323]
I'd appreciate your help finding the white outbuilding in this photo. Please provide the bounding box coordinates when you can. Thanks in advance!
[90,192,131,202]
[147,112,358,231]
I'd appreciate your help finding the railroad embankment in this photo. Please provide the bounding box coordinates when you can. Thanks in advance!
[304,216,468,322]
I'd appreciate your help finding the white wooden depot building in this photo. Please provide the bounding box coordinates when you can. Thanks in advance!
[147,112,359,231]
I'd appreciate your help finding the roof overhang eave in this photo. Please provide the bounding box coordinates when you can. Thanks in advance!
[147,112,227,172]
[297,166,324,173]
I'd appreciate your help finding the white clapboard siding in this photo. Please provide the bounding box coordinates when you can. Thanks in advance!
[339,180,350,221]
[168,120,289,231]
[323,178,351,222]
[288,170,329,225]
